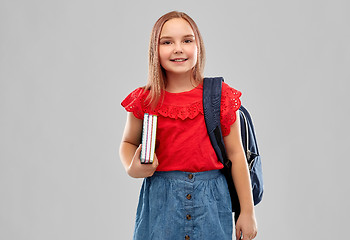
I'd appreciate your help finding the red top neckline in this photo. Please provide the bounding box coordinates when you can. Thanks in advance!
[164,82,203,95]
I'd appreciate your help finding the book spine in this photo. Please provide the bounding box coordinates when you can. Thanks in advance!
[149,115,157,163]
[146,114,153,163]
[140,113,149,163]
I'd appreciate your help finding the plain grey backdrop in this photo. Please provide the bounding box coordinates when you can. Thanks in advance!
[1,0,349,239]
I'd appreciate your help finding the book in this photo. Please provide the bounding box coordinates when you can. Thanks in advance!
[140,113,157,164]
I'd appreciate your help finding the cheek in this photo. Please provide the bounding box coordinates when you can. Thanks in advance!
[188,45,198,64]
[193,46,198,60]
[159,47,170,64]
[187,45,197,59]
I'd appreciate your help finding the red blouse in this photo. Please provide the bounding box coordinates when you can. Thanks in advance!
[121,82,242,172]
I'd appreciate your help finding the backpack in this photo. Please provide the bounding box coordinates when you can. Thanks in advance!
[203,77,263,217]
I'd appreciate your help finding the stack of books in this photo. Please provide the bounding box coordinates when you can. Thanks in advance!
[140,113,157,164]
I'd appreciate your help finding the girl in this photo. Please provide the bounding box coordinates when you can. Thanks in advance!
[119,11,257,240]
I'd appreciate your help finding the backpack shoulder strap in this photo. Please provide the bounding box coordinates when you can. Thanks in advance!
[203,77,231,167]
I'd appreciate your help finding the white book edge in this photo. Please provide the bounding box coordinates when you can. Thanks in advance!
[149,115,157,163]
[146,114,153,163]
[140,113,148,163]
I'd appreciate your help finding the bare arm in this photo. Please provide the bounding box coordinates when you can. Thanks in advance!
[223,110,257,240]
[119,112,158,178]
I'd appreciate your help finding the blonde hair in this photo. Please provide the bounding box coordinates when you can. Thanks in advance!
[144,11,206,109]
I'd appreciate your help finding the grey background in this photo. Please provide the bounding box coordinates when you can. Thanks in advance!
[1,0,349,239]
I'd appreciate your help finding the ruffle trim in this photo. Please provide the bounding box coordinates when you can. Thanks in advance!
[121,88,146,119]
[157,101,203,120]
[220,87,242,136]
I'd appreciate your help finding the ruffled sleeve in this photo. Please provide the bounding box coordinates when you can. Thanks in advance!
[121,88,147,119]
[220,82,242,136]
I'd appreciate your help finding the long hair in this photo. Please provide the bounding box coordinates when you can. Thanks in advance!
[145,11,206,109]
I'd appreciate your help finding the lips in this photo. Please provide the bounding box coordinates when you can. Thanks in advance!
[170,58,188,62]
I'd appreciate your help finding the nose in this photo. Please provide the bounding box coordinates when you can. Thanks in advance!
[173,42,183,54]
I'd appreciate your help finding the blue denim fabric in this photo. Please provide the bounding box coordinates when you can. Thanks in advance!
[133,170,233,240]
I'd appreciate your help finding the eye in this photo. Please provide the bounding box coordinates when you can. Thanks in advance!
[184,39,193,43]
[160,41,171,45]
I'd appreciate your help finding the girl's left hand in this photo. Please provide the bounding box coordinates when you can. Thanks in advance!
[235,212,257,240]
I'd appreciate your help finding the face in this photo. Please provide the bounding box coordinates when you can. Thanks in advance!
[158,18,198,76]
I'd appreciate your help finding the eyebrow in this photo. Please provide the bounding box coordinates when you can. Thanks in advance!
[159,34,195,40]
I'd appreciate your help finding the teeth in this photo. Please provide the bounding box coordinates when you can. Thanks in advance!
[173,59,187,62]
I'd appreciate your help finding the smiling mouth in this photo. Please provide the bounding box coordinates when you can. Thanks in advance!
[170,58,188,62]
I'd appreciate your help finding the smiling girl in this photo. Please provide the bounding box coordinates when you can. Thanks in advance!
[120,11,257,240]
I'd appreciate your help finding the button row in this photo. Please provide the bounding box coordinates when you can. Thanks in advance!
[185,173,193,240]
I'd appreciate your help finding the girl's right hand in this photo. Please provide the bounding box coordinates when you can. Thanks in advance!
[127,144,159,178]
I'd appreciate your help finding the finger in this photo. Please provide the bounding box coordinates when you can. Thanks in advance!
[136,144,142,153]
[242,234,254,240]
[134,144,142,160]
[152,154,159,166]
[236,228,241,240]
[147,155,158,177]
[242,234,249,240]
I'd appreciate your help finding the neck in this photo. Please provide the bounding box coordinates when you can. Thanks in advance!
[165,71,198,93]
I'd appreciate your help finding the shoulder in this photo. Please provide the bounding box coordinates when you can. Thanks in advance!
[221,82,242,98]
[123,87,148,100]
[121,87,150,105]
[220,81,242,113]
[121,87,150,119]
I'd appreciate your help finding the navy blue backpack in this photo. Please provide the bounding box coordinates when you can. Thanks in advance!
[203,77,263,218]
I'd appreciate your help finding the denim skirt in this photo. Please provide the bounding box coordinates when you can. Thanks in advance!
[133,170,233,240]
